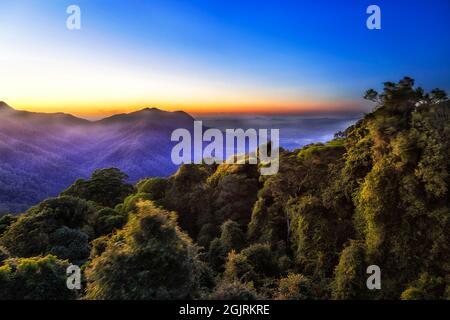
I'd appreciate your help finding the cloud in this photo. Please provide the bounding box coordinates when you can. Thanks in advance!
[197,113,361,150]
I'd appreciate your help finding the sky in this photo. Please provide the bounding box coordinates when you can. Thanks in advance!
[0,0,449,118]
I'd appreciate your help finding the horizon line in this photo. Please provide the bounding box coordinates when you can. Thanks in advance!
[1,101,368,121]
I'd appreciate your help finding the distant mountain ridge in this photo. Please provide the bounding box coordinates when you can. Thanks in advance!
[0,103,195,213]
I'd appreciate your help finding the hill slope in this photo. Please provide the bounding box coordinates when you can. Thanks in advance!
[0,103,194,213]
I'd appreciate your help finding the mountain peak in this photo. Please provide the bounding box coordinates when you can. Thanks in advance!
[138,107,164,114]
[97,106,195,125]
[0,101,13,110]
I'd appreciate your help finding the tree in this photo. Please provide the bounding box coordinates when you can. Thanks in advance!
[400,273,447,300]
[196,223,219,249]
[332,241,367,300]
[0,214,17,237]
[162,164,215,237]
[248,149,305,245]
[289,195,339,279]
[350,80,450,297]
[0,196,94,264]
[429,88,448,104]
[1,77,448,301]
[0,255,76,300]
[61,168,134,208]
[223,243,279,292]
[90,207,127,236]
[209,281,258,300]
[118,192,155,213]
[208,238,229,273]
[48,227,90,264]
[206,164,260,228]
[219,220,246,252]
[136,177,168,201]
[275,273,313,300]
[0,246,8,264]
[207,220,246,273]
[85,201,206,299]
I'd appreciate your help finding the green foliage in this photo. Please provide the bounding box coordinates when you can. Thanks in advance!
[85,201,207,299]
[161,163,258,246]
[224,243,280,292]
[208,238,228,273]
[0,196,94,264]
[206,164,260,227]
[400,288,424,300]
[209,281,258,300]
[289,195,339,279]
[241,244,280,279]
[346,79,450,297]
[275,273,313,300]
[297,139,345,160]
[331,241,367,300]
[0,255,76,300]
[0,214,17,237]
[207,220,247,273]
[89,235,110,259]
[136,177,168,201]
[219,220,246,252]
[197,223,219,249]
[119,192,154,213]
[400,273,448,300]
[90,207,127,236]
[48,227,90,264]
[224,250,257,284]
[247,150,304,245]
[0,246,8,264]
[1,77,448,300]
[162,164,215,237]
[61,168,134,208]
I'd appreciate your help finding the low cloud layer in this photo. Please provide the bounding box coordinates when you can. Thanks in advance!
[198,113,362,150]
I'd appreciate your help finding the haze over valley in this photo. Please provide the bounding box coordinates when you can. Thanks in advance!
[0,101,358,213]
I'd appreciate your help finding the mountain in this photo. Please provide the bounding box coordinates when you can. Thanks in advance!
[1,79,448,300]
[0,101,12,111]
[0,104,195,213]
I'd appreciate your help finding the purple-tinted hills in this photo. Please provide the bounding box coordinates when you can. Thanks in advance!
[0,103,194,213]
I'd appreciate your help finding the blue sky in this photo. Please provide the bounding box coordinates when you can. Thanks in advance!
[0,0,449,117]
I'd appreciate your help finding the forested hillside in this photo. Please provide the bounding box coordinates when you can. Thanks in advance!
[0,78,448,300]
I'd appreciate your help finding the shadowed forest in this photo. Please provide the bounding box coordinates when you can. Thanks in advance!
[0,78,449,300]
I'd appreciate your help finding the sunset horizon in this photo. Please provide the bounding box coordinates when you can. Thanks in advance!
[2,0,449,118]
[2,99,366,119]
[1,0,450,305]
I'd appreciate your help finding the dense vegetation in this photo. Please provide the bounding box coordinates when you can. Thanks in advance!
[0,78,448,300]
